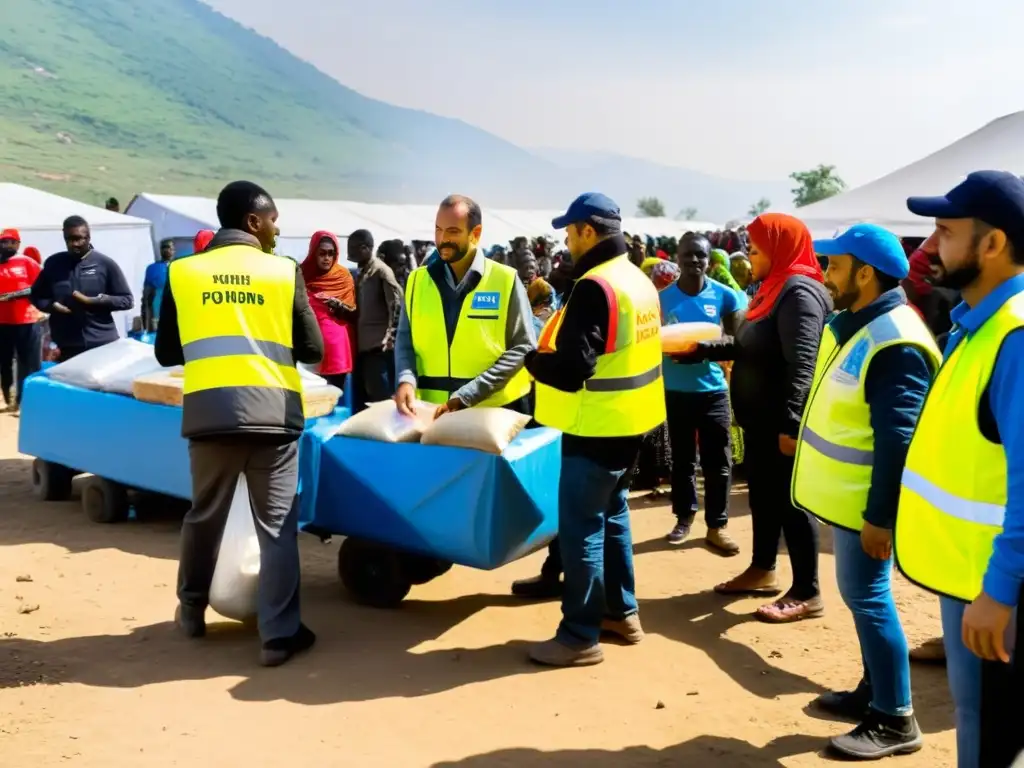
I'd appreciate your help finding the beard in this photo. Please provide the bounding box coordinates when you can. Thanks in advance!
[826,280,860,312]
[934,240,982,292]
[438,241,469,262]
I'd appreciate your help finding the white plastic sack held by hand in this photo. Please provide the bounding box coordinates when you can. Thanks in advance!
[209,475,261,622]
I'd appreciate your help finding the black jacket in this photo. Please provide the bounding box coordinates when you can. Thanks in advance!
[526,235,646,470]
[700,275,831,437]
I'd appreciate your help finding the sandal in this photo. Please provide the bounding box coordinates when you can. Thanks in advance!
[713,568,782,597]
[755,596,825,624]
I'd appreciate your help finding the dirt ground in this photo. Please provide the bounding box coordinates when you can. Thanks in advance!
[0,412,955,767]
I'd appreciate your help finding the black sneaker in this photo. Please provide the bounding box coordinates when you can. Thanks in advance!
[829,709,923,760]
[260,624,317,667]
[174,604,206,639]
[666,521,692,545]
[814,682,872,721]
[511,575,562,600]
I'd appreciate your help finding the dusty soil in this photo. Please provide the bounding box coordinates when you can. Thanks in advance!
[0,411,954,767]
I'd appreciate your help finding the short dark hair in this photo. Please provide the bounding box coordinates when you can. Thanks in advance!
[974,219,1021,265]
[63,215,88,231]
[160,238,174,249]
[439,194,482,231]
[851,257,900,293]
[573,220,618,238]
[348,229,374,250]
[216,181,276,230]
[106,197,119,207]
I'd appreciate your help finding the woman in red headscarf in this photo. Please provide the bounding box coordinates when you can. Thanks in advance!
[673,213,832,623]
[301,231,355,388]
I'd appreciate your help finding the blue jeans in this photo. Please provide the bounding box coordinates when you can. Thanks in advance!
[941,597,982,768]
[833,528,912,716]
[556,454,638,647]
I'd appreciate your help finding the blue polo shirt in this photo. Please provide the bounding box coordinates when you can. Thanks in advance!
[945,273,1024,607]
[143,260,170,317]
[660,277,745,393]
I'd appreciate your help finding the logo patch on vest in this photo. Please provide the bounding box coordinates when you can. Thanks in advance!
[833,336,871,385]
[704,304,716,318]
[471,291,500,311]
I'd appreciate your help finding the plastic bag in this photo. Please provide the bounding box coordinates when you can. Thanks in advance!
[333,398,435,442]
[661,321,722,354]
[47,338,166,394]
[420,407,531,454]
[208,475,261,622]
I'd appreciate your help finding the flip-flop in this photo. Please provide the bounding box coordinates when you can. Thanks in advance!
[755,597,825,624]
[713,580,782,597]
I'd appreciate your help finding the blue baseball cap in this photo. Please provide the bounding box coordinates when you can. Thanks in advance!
[907,170,1024,251]
[813,223,909,280]
[551,192,622,230]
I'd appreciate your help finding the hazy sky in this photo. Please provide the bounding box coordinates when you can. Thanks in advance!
[207,0,1024,187]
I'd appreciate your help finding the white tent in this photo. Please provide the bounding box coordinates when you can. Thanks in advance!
[0,183,155,334]
[127,193,721,266]
[800,112,1024,238]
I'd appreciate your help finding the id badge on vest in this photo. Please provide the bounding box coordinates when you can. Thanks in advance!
[468,290,501,318]
[832,336,871,387]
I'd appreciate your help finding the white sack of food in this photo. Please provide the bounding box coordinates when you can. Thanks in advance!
[47,338,165,394]
[420,407,531,454]
[333,398,435,443]
[661,321,722,354]
[209,475,260,622]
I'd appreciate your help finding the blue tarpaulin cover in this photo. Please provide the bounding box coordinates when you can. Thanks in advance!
[311,428,562,570]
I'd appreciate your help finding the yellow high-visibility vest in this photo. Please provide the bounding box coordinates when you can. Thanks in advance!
[895,291,1024,602]
[405,257,531,407]
[791,303,940,531]
[534,254,666,437]
[168,244,303,439]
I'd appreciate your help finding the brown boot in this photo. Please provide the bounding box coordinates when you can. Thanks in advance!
[600,614,645,645]
[706,527,741,556]
[529,638,604,667]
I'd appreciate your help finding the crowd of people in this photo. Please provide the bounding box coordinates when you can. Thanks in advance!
[0,173,1021,768]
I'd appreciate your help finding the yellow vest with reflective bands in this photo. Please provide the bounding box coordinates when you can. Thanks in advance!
[168,244,303,439]
[534,254,666,437]
[895,291,1024,602]
[405,258,532,407]
[791,303,940,531]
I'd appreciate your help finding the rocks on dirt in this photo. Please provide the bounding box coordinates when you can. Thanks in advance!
[15,575,32,583]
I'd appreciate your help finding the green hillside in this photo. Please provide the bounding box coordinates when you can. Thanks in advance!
[0,0,549,206]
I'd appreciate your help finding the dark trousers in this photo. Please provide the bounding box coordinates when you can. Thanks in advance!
[354,349,395,412]
[979,585,1024,767]
[0,323,41,405]
[178,439,302,642]
[745,428,820,600]
[665,389,732,529]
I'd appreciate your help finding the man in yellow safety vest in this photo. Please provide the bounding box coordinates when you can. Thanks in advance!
[527,192,665,667]
[155,180,324,667]
[394,194,536,419]
[792,223,940,759]
[896,171,1024,768]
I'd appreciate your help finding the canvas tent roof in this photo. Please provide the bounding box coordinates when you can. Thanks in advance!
[126,193,720,266]
[0,183,155,333]
[799,111,1024,238]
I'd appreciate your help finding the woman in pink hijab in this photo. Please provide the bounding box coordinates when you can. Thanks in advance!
[300,231,355,388]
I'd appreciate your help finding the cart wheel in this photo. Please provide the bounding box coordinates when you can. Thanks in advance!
[401,554,454,586]
[337,538,412,608]
[32,459,74,502]
[82,477,131,524]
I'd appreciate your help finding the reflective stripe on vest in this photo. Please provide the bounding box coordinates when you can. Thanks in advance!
[405,258,532,407]
[168,244,303,439]
[534,254,666,437]
[895,290,1024,602]
[792,304,941,532]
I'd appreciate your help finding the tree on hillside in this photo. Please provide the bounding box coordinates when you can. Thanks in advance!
[636,197,666,217]
[747,198,771,217]
[790,165,847,208]
[676,207,699,221]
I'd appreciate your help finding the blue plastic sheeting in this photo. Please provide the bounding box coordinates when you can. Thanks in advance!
[312,428,562,570]
[18,374,349,510]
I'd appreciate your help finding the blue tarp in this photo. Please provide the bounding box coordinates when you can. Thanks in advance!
[17,374,348,517]
[312,428,562,570]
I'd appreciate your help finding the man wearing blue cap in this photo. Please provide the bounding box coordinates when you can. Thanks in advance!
[526,192,666,667]
[895,170,1024,768]
[791,223,940,758]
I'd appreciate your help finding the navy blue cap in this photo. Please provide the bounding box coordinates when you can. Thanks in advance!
[551,192,622,230]
[907,170,1024,250]
[813,223,909,280]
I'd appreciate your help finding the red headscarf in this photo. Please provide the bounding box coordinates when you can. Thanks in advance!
[301,231,355,304]
[22,246,42,264]
[193,230,215,254]
[745,213,823,321]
